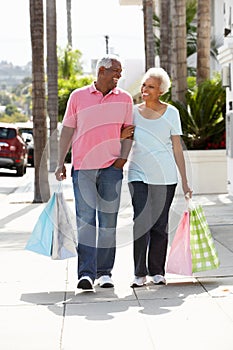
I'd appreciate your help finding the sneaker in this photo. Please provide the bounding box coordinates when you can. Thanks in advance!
[151,275,166,285]
[130,276,147,288]
[77,276,93,290]
[98,275,114,288]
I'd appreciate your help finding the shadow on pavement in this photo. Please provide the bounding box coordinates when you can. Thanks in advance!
[0,203,40,228]
[20,281,207,320]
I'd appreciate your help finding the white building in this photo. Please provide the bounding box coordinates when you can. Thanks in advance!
[218,0,233,195]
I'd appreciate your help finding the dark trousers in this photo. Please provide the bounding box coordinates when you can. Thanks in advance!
[128,181,176,277]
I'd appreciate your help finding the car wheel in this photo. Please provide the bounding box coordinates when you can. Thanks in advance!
[16,164,25,176]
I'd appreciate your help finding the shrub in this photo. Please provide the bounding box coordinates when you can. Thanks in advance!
[172,77,226,150]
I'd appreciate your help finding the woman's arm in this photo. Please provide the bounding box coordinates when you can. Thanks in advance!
[113,125,135,169]
[172,135,193,198]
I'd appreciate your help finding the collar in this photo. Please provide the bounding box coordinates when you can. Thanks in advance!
[89,82,119,95]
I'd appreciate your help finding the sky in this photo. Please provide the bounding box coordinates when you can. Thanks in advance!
[0,0,144,71]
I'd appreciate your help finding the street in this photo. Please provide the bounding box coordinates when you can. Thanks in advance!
[0,166,34,200]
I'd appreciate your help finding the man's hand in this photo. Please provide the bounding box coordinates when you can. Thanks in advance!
[112,158,127,169]
[55,164,67,181]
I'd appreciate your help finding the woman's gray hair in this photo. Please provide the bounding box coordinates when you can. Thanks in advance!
[96,55,121,76]
[142,67,171,95]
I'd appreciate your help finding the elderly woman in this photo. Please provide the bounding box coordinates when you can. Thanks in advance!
[122,67,192,287]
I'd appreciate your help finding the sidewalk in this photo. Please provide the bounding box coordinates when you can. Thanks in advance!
[0,168,233,350]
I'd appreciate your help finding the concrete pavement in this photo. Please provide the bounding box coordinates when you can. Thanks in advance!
[0,166,233,350]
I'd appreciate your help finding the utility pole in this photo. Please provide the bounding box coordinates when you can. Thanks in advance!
[105,35,109,54]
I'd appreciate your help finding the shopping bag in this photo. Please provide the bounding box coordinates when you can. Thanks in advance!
[166,211,192,275]
[189,203,220,272]
[25,192,56,256]
[51,191,77,260]
[25,187,77,260]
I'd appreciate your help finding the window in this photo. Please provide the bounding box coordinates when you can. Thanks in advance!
[0,127,17,139]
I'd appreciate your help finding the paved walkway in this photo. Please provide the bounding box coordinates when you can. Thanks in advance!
[0,167,233,350]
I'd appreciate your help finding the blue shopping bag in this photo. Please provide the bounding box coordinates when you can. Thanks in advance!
[25,192,56,256]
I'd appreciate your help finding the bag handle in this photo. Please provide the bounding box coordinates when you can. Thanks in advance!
[57,181,63,193]
[185,192,196,211]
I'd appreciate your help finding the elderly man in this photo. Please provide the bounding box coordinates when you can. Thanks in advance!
[55,55,133,290]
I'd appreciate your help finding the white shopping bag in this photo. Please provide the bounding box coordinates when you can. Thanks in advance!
[51,191,77,260]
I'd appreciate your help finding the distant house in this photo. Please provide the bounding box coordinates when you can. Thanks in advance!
[0,61,31,88]
[0,106,6,114]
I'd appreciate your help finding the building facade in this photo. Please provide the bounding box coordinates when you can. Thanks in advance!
[218,0,233,195]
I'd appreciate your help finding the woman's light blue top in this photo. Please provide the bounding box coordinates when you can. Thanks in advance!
[128,104,182,185]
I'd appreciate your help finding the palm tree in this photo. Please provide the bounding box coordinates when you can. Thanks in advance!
[196,0,211,85]
[30,0,50,202]
[154,0,197,76]
[58,47,82,79]
[46,0,58,172]
[170,0,187,104]
[186,0,197,58]
[66,0,72,49]
[160,0,171,75]
[142,0,155,70]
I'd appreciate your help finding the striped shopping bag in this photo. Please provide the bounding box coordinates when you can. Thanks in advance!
[189,204,220,272]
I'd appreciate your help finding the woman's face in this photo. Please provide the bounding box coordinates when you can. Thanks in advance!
[141,77,162,102]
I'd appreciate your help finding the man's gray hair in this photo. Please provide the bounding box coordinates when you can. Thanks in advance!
[142,67,171,95]
[96,55,122,76]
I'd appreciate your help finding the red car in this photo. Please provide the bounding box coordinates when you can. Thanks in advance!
[0,123,28,176]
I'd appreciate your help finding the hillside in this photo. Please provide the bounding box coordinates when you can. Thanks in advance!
[0,61,31,89]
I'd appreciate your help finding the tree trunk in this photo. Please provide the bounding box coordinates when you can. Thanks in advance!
[143,0,155,71]
[160,0,172,76]
[30,0,50,203]
[196,0,211,85]
[170,0,187,104]
[66,0,72,49]
[46,0,58,172]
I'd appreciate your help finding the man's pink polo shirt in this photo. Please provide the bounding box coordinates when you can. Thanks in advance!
[62,82,133,170]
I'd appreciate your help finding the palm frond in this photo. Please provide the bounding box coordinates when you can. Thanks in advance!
[171,78,226,149]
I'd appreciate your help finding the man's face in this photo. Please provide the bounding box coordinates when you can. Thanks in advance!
[102,60,122,89]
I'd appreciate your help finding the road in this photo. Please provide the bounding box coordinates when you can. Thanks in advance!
[0,163,75,206]
[0,166,35,200]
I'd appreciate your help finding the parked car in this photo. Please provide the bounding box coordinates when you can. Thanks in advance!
[0,123,28,176]
[21,132,34,167]
[16,122,34,167]
[16,120,62,167]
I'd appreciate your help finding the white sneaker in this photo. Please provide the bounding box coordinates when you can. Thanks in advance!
[98,275,114,288]
[77,276,93,290]
[151,275,166,285]
[130,276,147,288]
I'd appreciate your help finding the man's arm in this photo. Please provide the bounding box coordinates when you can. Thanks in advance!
[55,126,75,180]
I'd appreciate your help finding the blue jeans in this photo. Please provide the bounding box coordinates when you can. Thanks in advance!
[128,181,176,277]
[72,165,123,281]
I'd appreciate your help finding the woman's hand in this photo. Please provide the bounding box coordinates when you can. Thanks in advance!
[182,182,193,199]
[121,125,135,139]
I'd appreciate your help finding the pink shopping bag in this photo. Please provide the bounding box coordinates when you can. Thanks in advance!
[166,211,192,276]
